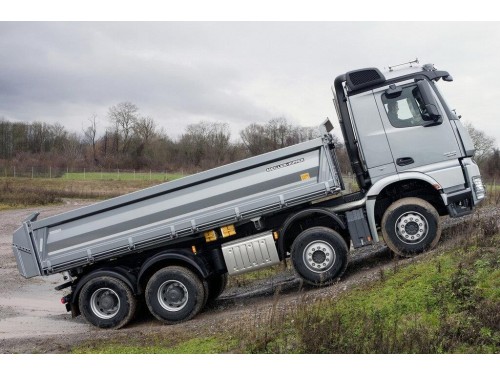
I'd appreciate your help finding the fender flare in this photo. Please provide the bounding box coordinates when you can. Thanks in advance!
[137,249,210,291]
[278,207,346,259]
[365,172,446,243]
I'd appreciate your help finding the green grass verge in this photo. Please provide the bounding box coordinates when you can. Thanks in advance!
[75,337,233,354]
[240,222,500,354]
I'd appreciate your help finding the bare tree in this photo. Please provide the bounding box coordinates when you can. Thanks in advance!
[464,122,496,163]
[83,114,99,165]
[206,122,231,165]
[108,102,139,153]
[134,116,157,145]
[240,123,271,156]
[241,117,317,156]
[484,148,500,180]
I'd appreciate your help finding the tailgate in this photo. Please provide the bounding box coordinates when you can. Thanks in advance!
[12,213,42,278]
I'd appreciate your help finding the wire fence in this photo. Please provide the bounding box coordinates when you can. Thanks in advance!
[1,165,359,192]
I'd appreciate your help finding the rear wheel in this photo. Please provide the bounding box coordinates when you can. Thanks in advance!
[381,197,441,257]
[79,276,137,329]
[291,227,348,286]
[145,266,206,324]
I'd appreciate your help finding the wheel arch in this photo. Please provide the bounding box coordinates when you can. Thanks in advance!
[278,207,348,259]
[137,250,210,294]
[365,174,447,242]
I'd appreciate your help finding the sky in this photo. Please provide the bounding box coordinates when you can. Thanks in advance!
[1,21,499,145]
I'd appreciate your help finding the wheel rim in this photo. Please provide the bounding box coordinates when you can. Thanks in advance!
[395,211,429,245]
[90,288,120,319]
[303,240,336,273]
[157,280,189,312]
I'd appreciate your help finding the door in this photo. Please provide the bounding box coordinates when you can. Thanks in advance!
[373,81,461,173]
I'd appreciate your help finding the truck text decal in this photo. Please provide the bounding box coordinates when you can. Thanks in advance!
[266,158,304,172]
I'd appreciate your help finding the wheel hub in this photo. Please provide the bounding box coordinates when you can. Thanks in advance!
[158,280,189,311]
[167,287,183,303]
[395,211,429,245]
[303,241,336,273]
[312,250,326,264]
[100,295,115,310]
[90,288,120,320]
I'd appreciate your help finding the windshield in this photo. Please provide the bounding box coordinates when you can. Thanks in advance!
[432,80,459,120]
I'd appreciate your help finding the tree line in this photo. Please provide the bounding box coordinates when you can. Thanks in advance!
[0,102,347,174]
[0,102,497,181]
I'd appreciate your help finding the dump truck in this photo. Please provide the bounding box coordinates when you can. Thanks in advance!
[12,61,485,328]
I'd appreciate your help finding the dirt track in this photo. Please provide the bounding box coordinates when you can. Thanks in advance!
[0,200,493,353]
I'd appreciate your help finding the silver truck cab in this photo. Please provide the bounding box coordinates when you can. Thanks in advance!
[333,62,485,243]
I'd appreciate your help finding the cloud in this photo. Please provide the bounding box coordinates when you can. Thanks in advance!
[0,22,498,144]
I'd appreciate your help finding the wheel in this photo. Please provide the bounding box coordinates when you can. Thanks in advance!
[291,227,349,286]
[206,273,228,302]
[78,276,137,329]
[145,266,206,324]
[381,197,441,257]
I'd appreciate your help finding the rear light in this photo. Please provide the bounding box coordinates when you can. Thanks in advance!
[61,296,69,304]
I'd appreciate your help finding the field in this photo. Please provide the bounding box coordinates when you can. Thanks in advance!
[0,174,182,210]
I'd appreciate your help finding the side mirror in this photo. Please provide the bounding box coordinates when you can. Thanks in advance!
[417,80,443,125]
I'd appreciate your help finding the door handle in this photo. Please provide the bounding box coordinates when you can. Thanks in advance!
[396,157,414,166]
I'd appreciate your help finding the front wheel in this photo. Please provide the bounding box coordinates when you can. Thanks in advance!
[291,227,348,286]
[78,276,137,329]
[145,266,206,324]
[381,197,441,257]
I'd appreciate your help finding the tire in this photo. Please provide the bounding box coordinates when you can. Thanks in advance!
[206,273,228,302]
[78,276,137,329]
[291,227,349,286]
[381,197,441,257]
[145,266,206,324]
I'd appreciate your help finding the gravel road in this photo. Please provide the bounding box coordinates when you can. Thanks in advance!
[0,200,495,353]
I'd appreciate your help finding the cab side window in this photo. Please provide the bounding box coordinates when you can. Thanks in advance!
[382,85,430,128]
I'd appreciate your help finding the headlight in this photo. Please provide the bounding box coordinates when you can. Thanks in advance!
[472,176,485,200]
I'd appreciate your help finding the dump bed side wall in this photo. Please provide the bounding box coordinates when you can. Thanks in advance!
[19,137,342,276]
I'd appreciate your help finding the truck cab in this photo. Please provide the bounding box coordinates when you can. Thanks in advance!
[332,62,485,247]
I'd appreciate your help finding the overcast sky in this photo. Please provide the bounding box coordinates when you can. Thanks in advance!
[0,22,499,145]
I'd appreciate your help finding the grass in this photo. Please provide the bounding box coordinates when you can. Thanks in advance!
[73,214,500,354]
[237,215,500,354]
[75,337,233,354]
[0,175,183,209]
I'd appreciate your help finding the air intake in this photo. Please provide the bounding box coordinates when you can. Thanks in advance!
[345,68,385,92]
